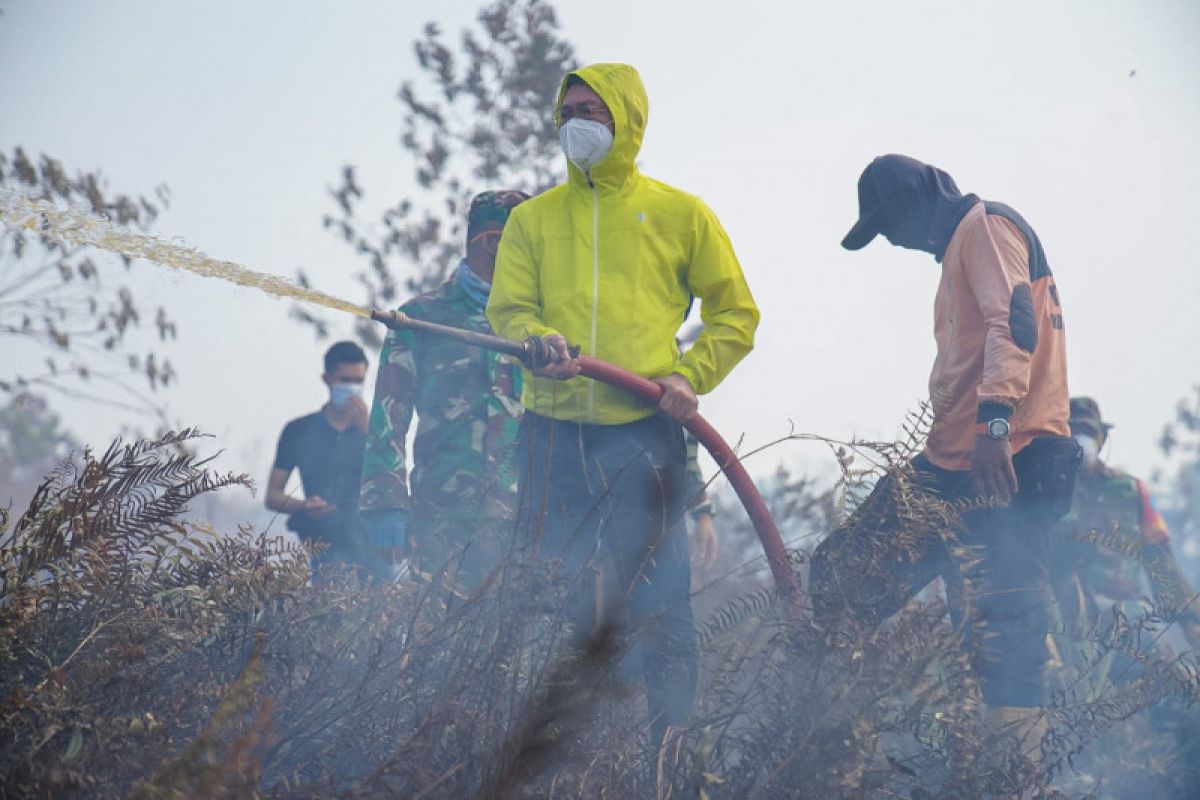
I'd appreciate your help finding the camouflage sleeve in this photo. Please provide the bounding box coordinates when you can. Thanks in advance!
[359,326,418,513]
[1142,540,1200,622]
[1134,481,1199,620]
[1135,479,1170,545]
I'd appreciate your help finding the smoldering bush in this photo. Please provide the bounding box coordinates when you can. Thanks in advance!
[2,428,1198,798]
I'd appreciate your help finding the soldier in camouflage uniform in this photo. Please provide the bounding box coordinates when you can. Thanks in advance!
[360,190,529,589]
[1051,397,1200,652]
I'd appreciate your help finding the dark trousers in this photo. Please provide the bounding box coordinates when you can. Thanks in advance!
[292,509,392,583]
[517,412,698,741]
[811,439,1077,708]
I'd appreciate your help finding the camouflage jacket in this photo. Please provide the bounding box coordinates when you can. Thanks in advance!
[1057,464,1171,619]
[359,276,523,532]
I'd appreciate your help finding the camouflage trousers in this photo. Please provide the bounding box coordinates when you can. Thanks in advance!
[407,512,513,592]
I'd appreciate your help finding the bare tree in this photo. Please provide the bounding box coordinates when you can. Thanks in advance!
[298,0,578,348]
[1157,385,1200,582]
[0,147,177,416]
[0,391,77,511]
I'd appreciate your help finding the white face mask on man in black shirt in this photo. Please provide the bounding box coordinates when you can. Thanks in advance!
[328,382,364,410]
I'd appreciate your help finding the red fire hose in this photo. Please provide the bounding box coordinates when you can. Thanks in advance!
[371,310,803,617]
[575,356,801,611]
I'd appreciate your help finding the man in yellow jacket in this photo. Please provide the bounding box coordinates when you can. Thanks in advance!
[487,63,759,742]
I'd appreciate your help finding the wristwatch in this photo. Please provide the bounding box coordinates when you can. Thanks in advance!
[975,418,1010,441]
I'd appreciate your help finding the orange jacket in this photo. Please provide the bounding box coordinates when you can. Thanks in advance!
[924,202,1070,470]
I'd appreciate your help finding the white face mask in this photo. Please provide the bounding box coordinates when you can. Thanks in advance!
[1074,434,1100,470]
[329,382,363,410]
[559,118,613,172]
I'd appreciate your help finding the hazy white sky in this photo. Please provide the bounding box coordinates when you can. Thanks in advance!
[3,0,1199,511]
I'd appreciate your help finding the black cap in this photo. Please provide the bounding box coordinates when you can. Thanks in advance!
[842,165,883,250]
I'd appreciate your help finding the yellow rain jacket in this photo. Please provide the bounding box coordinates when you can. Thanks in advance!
[487,63,759,424]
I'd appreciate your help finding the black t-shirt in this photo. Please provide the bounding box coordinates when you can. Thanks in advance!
[273,411,366,521]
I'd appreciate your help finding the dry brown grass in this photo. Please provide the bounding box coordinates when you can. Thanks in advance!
[2,427,1197,798]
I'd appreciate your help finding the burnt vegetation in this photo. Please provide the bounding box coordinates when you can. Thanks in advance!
[4,1,1197,795]
[2,420,1198,798]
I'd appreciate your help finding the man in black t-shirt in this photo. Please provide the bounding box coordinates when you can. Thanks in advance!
[266,341,383,577]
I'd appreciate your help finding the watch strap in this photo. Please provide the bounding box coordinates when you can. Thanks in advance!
[976,401,1014,423]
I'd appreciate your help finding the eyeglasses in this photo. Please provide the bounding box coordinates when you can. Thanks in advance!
[559,101,612,125]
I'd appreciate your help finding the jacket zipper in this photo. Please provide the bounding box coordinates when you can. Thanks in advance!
[587,174,599,421]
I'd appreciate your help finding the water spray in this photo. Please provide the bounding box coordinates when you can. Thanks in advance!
[1,190,802,616]
[0,190,369,319]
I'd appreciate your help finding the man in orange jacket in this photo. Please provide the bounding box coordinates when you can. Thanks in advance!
[812,155,1080,738]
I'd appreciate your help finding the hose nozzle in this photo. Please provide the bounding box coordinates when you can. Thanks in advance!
[371,307,532,365]
[371,309,409,330]
[372,308,578,370]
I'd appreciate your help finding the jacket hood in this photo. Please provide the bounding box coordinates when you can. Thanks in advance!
[556,63,647,191]
[854,154,979,261]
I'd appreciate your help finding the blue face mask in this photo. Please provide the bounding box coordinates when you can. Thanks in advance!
[456,260,492,309]
[329,382,363,409]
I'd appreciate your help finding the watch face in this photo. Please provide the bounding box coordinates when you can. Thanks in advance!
[988,418,1010,439]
